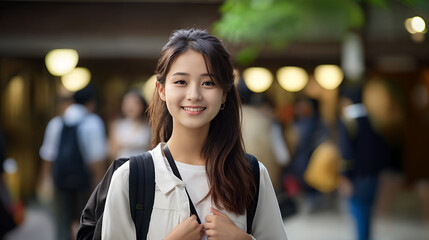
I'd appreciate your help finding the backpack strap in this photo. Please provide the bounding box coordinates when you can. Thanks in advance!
[245,154,260,234]
[163,144,201,224]
[129,152,155,240]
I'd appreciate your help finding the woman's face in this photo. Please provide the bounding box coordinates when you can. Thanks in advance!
[122,93,143,120]
[158,50,226,131]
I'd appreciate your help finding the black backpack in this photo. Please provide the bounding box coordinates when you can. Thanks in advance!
[52,119,90,191]
[77,152,260,240]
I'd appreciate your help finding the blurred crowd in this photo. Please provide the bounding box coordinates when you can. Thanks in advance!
[1,71,429,240]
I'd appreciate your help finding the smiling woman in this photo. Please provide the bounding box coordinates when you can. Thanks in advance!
[158,50,226,131]
[86,28,288,240]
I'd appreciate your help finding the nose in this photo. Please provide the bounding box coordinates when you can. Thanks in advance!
[187,83,202,101]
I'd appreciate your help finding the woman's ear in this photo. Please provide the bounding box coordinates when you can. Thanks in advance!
[222,91,227,104]
[157,82,166,101]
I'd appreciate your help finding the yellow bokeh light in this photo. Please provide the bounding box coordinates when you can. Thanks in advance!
[45,49,79,76]
[242,67,273,93]
[143,75,157,104]
[314,65,343,90]
[61,67,91,92]
[405,16,426,34]
[276,66,308,92]
[405,18,416,34]
[411,16,426,33]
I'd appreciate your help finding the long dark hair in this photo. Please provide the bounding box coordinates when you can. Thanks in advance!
[148,28,256,214]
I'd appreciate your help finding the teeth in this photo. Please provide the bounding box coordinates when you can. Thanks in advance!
[183,107,205,112]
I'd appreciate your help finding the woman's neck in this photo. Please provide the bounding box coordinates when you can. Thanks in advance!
[166,125,208,166]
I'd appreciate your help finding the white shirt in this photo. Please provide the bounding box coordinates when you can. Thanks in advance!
[102,143,288,240]
[174,161,211,225]
[111,118,151,158]
[39,104,107,163]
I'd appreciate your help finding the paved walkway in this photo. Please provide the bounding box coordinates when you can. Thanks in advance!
[284,208,429,240]
[4,201,55,240]
[4,198,429,240]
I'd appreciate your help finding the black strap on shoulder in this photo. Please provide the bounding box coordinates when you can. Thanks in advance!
[245,154,260,234]
[163,144,201,224]
[160,145,259,234]
[129,152,155,240]
[77,157,129,240]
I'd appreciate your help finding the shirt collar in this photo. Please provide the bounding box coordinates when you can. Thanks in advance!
[150,143,185,195]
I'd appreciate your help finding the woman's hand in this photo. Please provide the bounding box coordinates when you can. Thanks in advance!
[204,207,251,240]
[165,215,203,240]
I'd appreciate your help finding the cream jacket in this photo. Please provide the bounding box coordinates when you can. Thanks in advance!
[102,143,287,240]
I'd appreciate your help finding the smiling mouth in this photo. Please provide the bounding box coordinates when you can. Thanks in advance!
[182,107,206,112]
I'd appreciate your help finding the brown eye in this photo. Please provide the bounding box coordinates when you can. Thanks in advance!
[174,80,186,85]
[203,81,215,86]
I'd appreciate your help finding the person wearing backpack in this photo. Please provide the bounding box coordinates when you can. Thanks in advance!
[39,85,107,240]
[92,29,288,240]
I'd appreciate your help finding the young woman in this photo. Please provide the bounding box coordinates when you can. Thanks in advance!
[102,29,287,240]
[108,89,151,161]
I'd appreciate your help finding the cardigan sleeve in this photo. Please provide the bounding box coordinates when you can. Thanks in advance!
[251,162,288,239]
[102,162,137,240]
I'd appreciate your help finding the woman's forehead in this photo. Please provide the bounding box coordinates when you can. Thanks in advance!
[168,50,212,75]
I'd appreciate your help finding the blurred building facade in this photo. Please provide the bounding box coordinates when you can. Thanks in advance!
[0,0,428,211]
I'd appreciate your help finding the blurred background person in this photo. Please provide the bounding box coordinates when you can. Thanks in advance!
[38,84,107,240]
[36,86,75,205]
[236,76,293,219]
[285,97,331,213]
[337,86,392,240]
[361,79,406,223]
[237,76,291,190]
[108,89,151,162]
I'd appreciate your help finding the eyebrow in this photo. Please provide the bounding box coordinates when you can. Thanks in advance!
[171,72,215,77]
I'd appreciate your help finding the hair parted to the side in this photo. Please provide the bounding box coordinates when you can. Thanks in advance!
[147,28,256,214]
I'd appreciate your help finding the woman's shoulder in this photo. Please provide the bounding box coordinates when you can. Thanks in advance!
[111,148,158,181]
[112,160,131,181]
[244,153,268,175]
[244,153,264,166]
[244,153,257,161]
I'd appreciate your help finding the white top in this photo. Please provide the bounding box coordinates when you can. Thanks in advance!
[102,143,288,240]
[111,118,151,158]
[174,161,211,225]
[39,104,107,163]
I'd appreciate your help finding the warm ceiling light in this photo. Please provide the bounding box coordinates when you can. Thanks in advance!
[411,16,426,33]
[143,75,157,103]
[242,67,273,93]
[45,49,79,76]
[314,65,343,90]
[405,16,426,34]
[61,67,91,92]
[405,18,417,34]
[276,66,308,92]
